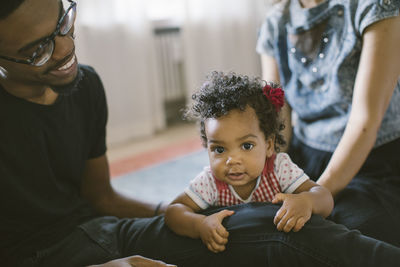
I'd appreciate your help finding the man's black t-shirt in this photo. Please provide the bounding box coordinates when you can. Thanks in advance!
[0,65,108,260]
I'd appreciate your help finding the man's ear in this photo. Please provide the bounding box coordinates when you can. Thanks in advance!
[266,136,275,157]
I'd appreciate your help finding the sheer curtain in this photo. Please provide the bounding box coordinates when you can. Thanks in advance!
[74,0,267,146]
[182,0,267,97]
[75,0,164,146]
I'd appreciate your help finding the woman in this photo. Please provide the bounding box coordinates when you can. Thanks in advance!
[256,0,400,245]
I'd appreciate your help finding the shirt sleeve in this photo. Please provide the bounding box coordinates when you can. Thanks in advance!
[184,167,218,210]
[274,153,309,193]
[256,2,288,56]
[355,0,400,36]
[256,16,276,56]
[84,66,108,159]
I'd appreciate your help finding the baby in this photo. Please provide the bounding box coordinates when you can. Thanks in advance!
[165,71,333,253]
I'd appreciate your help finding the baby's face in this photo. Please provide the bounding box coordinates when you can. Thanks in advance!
[205,106,274,198]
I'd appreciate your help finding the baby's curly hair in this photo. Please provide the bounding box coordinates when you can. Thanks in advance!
[186,71,286,151]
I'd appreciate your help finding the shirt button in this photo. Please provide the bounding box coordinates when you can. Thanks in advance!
[312,67,318,73]
[319,53,325,59]
[290,47,296,53]
[337,9,343,16]
[323,37,329,43]
[301,57,307,63]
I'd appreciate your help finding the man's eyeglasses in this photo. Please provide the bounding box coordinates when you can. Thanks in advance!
[0,0,76,67]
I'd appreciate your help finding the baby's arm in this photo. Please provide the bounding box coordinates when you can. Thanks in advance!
[272,180,333,232]
[165,193,234,253]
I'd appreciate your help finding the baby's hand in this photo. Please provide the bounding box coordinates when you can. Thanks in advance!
[197,210,234,253]
[272,193,312,232]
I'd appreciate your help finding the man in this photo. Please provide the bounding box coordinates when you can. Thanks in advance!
[0,0,171,265]
[0,0,399,266]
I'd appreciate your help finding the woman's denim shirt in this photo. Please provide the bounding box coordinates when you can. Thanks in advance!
[256,0,400,152]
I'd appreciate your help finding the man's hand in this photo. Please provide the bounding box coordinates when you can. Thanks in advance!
[272,193,312,232]
[88,255,176,267]
[196,209,234,253]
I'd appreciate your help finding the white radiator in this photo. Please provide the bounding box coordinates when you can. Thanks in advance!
[154,23,185,102]
[153,21,186,124]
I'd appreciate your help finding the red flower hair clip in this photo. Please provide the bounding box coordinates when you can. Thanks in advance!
[262,84,285,112]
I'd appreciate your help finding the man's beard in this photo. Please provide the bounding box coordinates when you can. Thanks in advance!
[51,67,83,96]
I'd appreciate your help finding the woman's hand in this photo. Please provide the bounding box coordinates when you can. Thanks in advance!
[88,255,176,267]
[272,193,312,232]
[196,210,234,253]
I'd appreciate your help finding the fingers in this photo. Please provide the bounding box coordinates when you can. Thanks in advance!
[209,224,230,252]
[206,239,226,253]
[272,193,286,204]
[274,208,304,232]
[273,206,286,225]
[148,259,177,267]
[215,209,235,221]
[204,230,227,253]
[292,217,306,232]
[275,213,307,232]
[214,211,232,241]
[214,228,228,245]
[201,210,234,253]
[280,216,298,232]
[95,255,177,267]
[205,225,230,253]
[273,195,312,232]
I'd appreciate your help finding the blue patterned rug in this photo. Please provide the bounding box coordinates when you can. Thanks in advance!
[111,149,209,203]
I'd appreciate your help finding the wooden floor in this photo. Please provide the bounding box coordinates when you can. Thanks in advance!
[108,123,202,178]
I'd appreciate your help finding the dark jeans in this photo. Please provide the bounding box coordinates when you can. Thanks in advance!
[288,135,400,246]
[19,203,400,267]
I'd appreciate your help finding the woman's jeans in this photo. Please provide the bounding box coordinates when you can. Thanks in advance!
[288,135,400,246]
[20,203,400,267]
